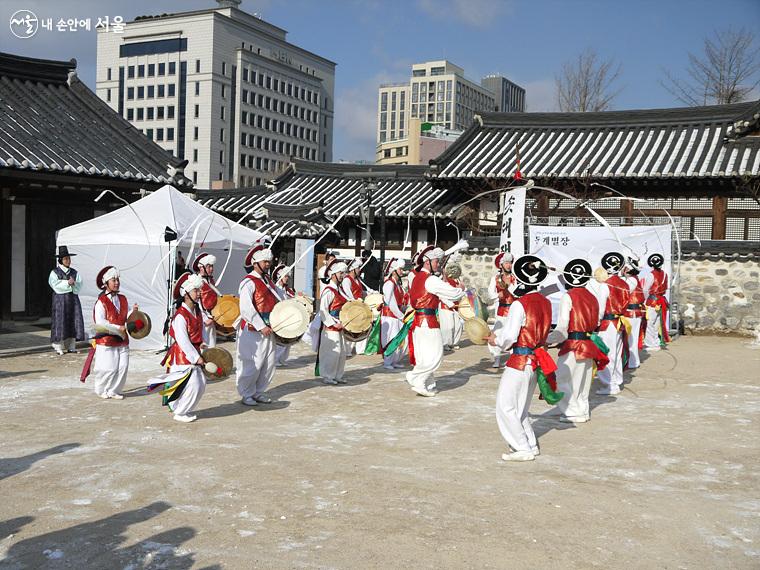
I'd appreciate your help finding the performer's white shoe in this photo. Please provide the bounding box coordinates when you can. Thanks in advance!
[531,447,540,456]
[108,393,124,400]
[174,414,196,423]
[335,378,347,384]
[501,450,536,462]
[55,349,65,356]
[596,387,620,396]
[560,416,588,423]
[254,394,272,404]
[98,393,110,399]
[241,396,258,406]
[411,385,437,397]
[322,378,338,385]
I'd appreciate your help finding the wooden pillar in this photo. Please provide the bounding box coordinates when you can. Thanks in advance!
[537,193,549,219]
[622,199,633,225]
[712,196,727,240]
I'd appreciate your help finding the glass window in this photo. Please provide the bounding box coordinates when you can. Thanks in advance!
[168,61,176,75]
[158,85,165,97]
[243,68,248,82]
[400,91,405,111]
[138,65,145,78]
[147,85,154,98]
[147,107,154,120]
[221,84,226,98]
[127,108,134,120]
[127,66,134,79]
[220,128,225,142]
[167,128,174,141]
[158,63,165,76]
[221,61,226,76]
[107,88,111,102]
[146,128,153,139]
[137,108,144,120]
[148,64,155,77]
[193,126,198,140]
[167,106,174,119]
[168,84,175,97]
[137,86,144,99]
[380,92,387,112]
[127,87,134,100]
[194,104,199,118]
[221,106,225,120]
[195,59,200,73]
[195,81,199,96]
[157,107,164,119]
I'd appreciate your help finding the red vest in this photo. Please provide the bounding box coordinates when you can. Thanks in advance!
[324,284,348,332]
[496,275,517,317]
[166,305,203,366]
[382,278,404,318]
[345,274,363,299]
[94,293,129,347]
[439,277,461,310]
[558,288,601,360]
[625,277,645,318]
[646,269,668,303]
[506,293,552,371]
[410,271,439,328]
[601,275,630,331]
[200,277,218,312]
[241,274,279,330]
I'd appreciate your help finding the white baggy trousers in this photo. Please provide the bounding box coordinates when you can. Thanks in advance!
[405,325,443,392]
[236,328,275,398]
[381,316,405,367]
[488,315,509,361]
[644,306,663,350]
[168,365,206,417]
[627,316,642,368]
[93,345,129,397]
[555,352,593,420]
[597,325,623,390]
[319,329,347,381]
[495,364,538,453]
[439,309,463,348]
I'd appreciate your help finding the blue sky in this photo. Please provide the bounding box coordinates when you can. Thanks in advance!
[2,0,759,162]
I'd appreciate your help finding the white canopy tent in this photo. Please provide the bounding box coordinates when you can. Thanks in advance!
[57,185,266,349]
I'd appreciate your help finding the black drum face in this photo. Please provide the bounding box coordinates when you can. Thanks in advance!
[601,252,624,274]
[513,255,549,285]
[562,258,592,288]
[648,253,664,269]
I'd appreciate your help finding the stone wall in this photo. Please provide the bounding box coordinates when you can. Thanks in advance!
[457,250,760,338]
[679,255,760,337]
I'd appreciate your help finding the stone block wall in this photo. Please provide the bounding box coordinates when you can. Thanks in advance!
[457,250,760,337]
[679,255,760,337]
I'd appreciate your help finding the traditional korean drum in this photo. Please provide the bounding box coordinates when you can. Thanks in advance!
[126,310,152,339]
[364,293,384,317]
[212,295,240,334]
[464,317,490,345]
[201,347,234,379]
[340,300,374,342]
[269,299,310,346]
[294,294,315,321]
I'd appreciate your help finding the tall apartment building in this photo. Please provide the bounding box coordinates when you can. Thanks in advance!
[481,75,525,113]
[377,60,524,147]
[96,0,335,189]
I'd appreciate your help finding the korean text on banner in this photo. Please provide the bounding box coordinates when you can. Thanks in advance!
[294,239,315,297]
[499,188,526,257]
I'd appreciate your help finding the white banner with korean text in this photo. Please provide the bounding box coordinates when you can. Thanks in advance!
[499,188,526,257]
[528,224,672,321]
[294,239,315,297]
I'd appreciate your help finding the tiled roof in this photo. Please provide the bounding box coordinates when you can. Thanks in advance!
[197,160,466,219]
[0,52,190,187]
[429,101,760,181]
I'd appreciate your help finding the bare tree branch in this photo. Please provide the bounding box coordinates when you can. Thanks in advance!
[555,49,622,112]
[661,28,760,105]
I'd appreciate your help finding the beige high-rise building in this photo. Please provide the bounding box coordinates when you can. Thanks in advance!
[377,60,497,147]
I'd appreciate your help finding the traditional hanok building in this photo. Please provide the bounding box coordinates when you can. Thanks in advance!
[197,159,472,265]
[428,101,760,242]
[0,52,191,322]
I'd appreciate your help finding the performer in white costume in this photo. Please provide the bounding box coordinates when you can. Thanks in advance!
[642,253,671,351]
[548,259,608,423]
[317,259,349,385]
[381,258,408,370]
[90,266,136,400]
[236,245,278,406]
[438,263,464,351]
[405,246,464,397]
[272,264,295,366]
[151,272,207,423]
[595,252,631,396]
[487,252,517,370]
[622,257,645,369]
[342,257,367,354]
[192,252,218,348]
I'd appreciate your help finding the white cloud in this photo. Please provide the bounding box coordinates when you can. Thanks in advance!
[417,0,510,29]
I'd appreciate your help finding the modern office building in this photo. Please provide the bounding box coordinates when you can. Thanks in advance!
[376,117,462,165]
[481,74,525,113]
[377,60,524,148]
[96,0,336,189]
